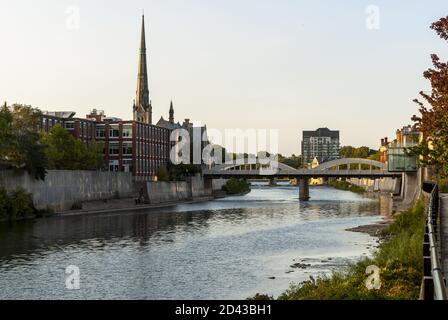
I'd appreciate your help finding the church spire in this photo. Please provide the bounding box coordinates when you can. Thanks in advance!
[169,100,174,124]
[134,14,152,124]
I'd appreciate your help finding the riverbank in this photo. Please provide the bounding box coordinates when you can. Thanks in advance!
[58,190,254,217]
[0,184,390,299]
[56,196,216,216]
[329,180,365,194]
[346,220,392,237]
[278,199,425,300]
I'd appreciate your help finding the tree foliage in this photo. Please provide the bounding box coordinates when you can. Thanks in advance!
[411,17,448,177]
[156,165,170,182]
[0,104,47,179]
[278,154,302,168]
[340,146,376,159]
[168,163,202,181]
[222,178,250,195]
[41,124,104,170]
[0,188,35,221]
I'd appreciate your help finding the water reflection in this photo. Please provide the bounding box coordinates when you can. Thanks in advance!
[0,185,392,299]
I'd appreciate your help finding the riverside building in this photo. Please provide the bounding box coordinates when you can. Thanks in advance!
[301,127,340,167]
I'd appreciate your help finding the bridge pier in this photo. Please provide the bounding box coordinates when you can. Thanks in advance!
[298,178,310,201]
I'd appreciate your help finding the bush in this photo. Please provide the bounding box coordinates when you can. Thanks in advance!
[329,180,365,194]
[168,164,202,181]
[438,177,448,193]
[279,199,426,300]
[0,187,36,221]
[156,165,170,182]
[222,178,250,195]
[247,293,274,300]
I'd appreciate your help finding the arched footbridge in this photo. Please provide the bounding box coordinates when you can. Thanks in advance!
[203,158,402,200]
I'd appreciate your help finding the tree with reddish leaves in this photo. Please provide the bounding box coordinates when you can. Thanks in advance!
[411,17,448,178]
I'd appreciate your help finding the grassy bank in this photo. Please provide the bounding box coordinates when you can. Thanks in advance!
[329,180,366,194]
[278,199,426,300]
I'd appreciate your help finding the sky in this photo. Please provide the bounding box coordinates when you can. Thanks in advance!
[0,0,447,155]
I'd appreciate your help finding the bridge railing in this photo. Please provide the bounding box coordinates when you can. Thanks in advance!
[420,182,447,300]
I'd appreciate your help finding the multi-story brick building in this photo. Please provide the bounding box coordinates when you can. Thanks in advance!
[95,120,170,178]
[40,111,97,146]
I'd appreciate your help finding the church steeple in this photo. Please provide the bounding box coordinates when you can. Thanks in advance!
[169,100,174,124]
[133,14,152,124]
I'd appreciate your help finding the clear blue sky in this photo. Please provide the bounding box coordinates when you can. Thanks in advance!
[0,0,447,155]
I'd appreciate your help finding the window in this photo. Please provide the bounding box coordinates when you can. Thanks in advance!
[123,125,132,138]
[109,125,120,138]
[96,127,105,138]
[109,142,119,155]
[122,142,133,155]
[65,122,74,129]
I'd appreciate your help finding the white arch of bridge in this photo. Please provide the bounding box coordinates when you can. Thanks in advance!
[315,158,386,171]
[208,158,386,173]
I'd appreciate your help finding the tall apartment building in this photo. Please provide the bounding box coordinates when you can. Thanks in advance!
[301,128,340,166]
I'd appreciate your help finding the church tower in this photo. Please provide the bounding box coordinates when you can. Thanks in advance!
[133,15,152,124]
[169,100,174,124]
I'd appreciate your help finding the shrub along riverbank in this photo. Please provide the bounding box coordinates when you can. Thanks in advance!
[329,180,365,194]
[222,178,251,195]
[279,199,426,300]
[0,188,49,221]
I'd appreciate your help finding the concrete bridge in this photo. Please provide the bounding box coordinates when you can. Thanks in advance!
[203,158,402,201]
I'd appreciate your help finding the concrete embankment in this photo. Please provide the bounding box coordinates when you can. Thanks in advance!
[347,177,401,194]
[0,170,135,212]
[348,169,428,212]
[0,170,228,213]
[144,177,227,204]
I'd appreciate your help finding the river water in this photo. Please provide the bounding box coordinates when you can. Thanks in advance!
[0,183,392,300]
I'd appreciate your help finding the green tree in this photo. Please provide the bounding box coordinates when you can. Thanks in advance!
[0,104,14,167]
[340,146,355,158]
[82,140,105,170]
[411,17,448,177]
[156,165,170,181]
[340,146,376,159]
[0,104,47,179]
[42,124,103,170]
[0,187,35,221]
[168,163,202,181]
[222,178,250,195]
[278,154,302,168]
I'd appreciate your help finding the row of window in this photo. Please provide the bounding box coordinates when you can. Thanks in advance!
[95,125,169,142]
[135,158,167,176]
[107,142,133,155]
[105,142,170,158]
[108,158,168,176]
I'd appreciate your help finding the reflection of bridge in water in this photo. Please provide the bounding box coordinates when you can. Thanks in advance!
[203,158,402,201]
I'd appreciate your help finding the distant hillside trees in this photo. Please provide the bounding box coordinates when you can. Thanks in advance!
[339,146,378,159]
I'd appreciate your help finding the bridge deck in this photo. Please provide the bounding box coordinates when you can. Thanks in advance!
[203,169,402,179]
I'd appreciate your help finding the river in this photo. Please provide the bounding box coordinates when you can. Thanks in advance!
[0,183,392,299]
